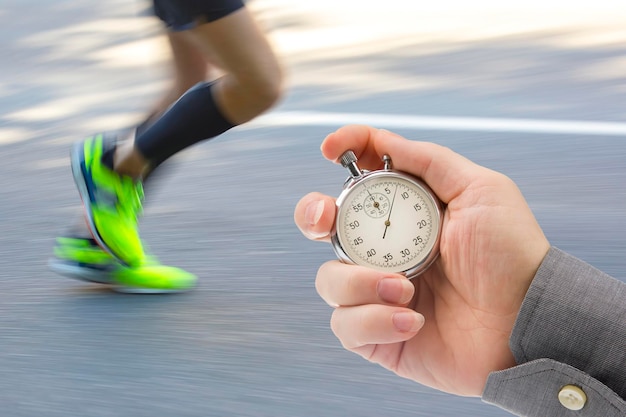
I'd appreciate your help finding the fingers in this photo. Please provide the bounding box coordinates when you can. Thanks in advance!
[321,125,488,203]
[293,192,337,242]
[321,125,385,171]
[316,261,423,349]
[315,260,415,307]
[331,305,425,349]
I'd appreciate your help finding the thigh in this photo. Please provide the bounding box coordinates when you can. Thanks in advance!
[153,0,245,31]
[188,6,281,83]
[167,31,211,88]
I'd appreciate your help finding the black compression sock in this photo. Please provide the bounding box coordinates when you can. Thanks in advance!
[135,116,154,138]
[100,134,117,171]
[134,81,235,166]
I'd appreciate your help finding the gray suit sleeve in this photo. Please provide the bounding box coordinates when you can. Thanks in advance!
[481,247,626,417]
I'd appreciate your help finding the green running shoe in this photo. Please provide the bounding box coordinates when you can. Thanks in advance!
[49,236,197,293]
[113,263,198,294]
[71,134,146,267]
[48,236,118,284]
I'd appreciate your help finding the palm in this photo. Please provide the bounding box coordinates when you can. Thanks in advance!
[354,174,548,396]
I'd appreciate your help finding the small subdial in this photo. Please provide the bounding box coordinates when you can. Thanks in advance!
[363,193,390,218]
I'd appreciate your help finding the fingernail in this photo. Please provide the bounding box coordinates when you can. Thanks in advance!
[392,312,424,333]
[377,277,413,304]
[305,200,325,226]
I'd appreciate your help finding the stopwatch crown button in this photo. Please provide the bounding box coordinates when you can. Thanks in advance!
[341,150,362,179]
[340,150,358,167]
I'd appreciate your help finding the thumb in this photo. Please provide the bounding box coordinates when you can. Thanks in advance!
[294,192,337,242]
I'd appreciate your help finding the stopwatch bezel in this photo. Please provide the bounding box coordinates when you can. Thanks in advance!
[330,169,443,279]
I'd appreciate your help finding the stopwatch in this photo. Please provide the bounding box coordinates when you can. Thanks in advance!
[331,150,443,279]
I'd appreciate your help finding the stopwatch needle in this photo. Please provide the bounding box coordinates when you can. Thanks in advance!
[382,185,398,239]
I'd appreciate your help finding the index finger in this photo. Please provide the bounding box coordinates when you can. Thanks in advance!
[321,125,485,203]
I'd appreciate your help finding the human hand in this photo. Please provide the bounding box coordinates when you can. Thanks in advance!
[294,125,550,396]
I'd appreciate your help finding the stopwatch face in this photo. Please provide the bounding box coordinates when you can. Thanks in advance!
[333,171,442,278]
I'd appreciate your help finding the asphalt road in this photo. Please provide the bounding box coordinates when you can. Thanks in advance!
[1,1,625,416]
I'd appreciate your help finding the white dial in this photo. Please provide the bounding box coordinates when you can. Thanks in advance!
[332,153,442,278]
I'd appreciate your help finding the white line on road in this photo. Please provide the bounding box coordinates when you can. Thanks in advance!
[244,110,626,136]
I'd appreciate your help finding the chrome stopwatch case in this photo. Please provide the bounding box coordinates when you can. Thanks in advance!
[331,150,443,278]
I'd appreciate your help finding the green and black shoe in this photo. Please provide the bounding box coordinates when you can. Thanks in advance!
[49,236,197,293]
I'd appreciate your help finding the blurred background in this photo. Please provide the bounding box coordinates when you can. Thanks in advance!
[1,0,625,416]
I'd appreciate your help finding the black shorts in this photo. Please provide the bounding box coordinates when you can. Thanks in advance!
[153,0,245,31]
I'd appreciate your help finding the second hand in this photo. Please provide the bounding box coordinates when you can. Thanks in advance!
[383,184,398,239]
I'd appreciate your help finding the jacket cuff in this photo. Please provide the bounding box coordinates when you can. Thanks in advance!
[483,359,625,417]
[510,247,625,395]
[481,247,626,416]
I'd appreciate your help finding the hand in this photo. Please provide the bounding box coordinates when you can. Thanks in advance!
[294,125,550,396]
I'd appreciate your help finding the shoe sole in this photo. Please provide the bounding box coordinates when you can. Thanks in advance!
[112,264,197,294]
[49,258,193,294]
[47,258,115,285]
[112,286,192,294]
[70,140,130,267]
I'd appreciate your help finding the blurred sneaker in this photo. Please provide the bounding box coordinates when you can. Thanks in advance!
[71,133,146,267]
[113,263,198,294]
[48,236,117,284]
[49,236,197,293]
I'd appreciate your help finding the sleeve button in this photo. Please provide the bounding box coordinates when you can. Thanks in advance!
[558,385,587,411]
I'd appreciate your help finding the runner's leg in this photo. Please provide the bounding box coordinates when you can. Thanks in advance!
[115,5,284,174]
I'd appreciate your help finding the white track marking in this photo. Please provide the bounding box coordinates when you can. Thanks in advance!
[243,110,626,136]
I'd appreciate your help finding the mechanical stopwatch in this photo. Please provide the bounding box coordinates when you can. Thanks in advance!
[331,150,443,278]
